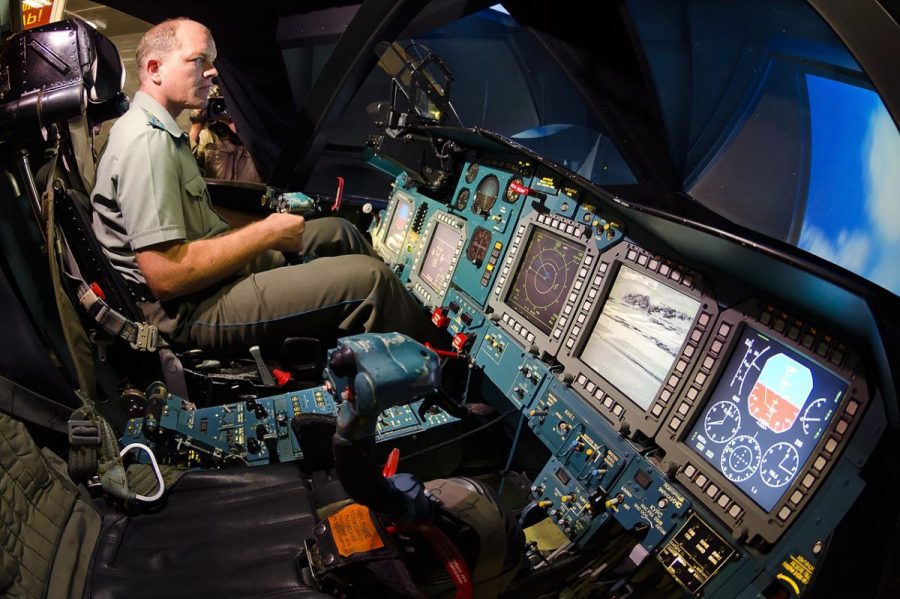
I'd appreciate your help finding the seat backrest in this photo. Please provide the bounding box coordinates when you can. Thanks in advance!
[0,19,128,146]
[0,19,141,319]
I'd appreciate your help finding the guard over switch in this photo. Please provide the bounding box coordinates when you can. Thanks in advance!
[431,307,450,329]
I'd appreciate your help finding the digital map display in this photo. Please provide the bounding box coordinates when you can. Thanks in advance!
[506,228,585,335]
[581,265,700,410]
[686,327,849,511]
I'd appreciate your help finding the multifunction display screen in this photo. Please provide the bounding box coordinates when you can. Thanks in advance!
[384,196,413,255]
[506,228,585,335]
[419,222,461,292]
[687,327,848,511]
[581,266,701,410]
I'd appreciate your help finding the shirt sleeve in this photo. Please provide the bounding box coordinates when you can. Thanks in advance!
[115,127,188,251]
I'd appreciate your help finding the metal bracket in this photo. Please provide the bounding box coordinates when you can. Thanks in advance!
[130,322,159,352]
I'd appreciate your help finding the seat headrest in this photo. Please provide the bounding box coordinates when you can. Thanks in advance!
[0,18,128,141]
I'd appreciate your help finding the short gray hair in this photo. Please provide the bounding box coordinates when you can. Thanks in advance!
[136,18,204,77]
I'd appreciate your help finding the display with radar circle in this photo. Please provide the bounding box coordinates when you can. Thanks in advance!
[454,188,470,211]
[760,442,800,488]
[472,174,499,215]
[687,327,849,512]
[466,226,492,267]
[506,228,585,335]
[720,435,761,483]
[465,162,480,184]
[703,401,741,443]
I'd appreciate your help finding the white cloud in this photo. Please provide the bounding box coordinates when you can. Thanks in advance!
[866,107,900,242]
[799,225,871,273]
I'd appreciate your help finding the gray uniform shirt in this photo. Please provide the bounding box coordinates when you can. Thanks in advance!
[91,91,228,290]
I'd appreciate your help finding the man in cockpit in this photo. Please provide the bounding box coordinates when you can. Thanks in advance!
[91,18,433,351]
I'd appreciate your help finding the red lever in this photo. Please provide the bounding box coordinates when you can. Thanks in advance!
[382,447,400,478]
[425,342,461,360]
[272,368,291,386]
[330,176,345,212]
[509,179,546,200]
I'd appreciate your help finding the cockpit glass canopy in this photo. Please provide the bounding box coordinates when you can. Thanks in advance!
[283,6,638,189]
[626,0,900,296]
[281,1,899,296]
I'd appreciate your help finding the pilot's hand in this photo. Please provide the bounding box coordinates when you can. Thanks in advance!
[264,212,306,253]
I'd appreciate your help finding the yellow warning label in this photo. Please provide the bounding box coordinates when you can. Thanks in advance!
[327,504,385,557]
[781,554,815,587]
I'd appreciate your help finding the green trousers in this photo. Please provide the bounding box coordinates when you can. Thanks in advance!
[170,217,435,352]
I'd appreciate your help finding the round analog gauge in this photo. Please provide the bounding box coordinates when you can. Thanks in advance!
[760,442,800,488]
[465,163,480,184]
[454,188,470,211]
[720,434,762,483]
[703,401,741,444]
[799,397,831,438]
[466,227,493,267]
[505,177,524,203]
[473,175,500,215]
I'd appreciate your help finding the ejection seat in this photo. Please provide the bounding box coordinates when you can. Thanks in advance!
[0,19,330,599]
[0,19,319,408]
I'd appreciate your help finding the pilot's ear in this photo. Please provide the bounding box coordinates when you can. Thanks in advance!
[146,57,164,83]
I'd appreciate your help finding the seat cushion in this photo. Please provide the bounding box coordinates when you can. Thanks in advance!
[86,462,330,598]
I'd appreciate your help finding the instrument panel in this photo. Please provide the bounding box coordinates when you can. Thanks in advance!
[368,136,882,597]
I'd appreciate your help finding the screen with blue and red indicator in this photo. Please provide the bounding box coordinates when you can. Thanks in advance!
[686,327,848,512]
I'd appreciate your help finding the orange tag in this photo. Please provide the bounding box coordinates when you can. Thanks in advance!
[327,504,385,557]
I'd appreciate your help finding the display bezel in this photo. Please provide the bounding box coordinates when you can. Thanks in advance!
[408,211,467,308]
[374,190,415,265]
[486,211,598,356]
[655,300,869,546]
[557,243,717,441]
[381,191,416,263]
[503,227,586,335]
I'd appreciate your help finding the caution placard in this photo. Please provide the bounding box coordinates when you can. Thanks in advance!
[327,504,385,557]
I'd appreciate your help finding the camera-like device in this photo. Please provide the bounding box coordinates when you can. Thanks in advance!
[207,96,229,123]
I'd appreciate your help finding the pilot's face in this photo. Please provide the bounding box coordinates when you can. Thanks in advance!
[157,21,218,115]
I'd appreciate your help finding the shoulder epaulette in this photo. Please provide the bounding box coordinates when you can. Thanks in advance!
[146,114,166,131]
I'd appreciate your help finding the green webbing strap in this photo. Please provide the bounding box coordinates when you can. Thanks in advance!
[69,391,185,501]
[42,147,97,400]
[38,142,184,500]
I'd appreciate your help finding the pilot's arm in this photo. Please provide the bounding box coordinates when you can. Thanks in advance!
[111,123,305,301]
[136,214,304,301]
